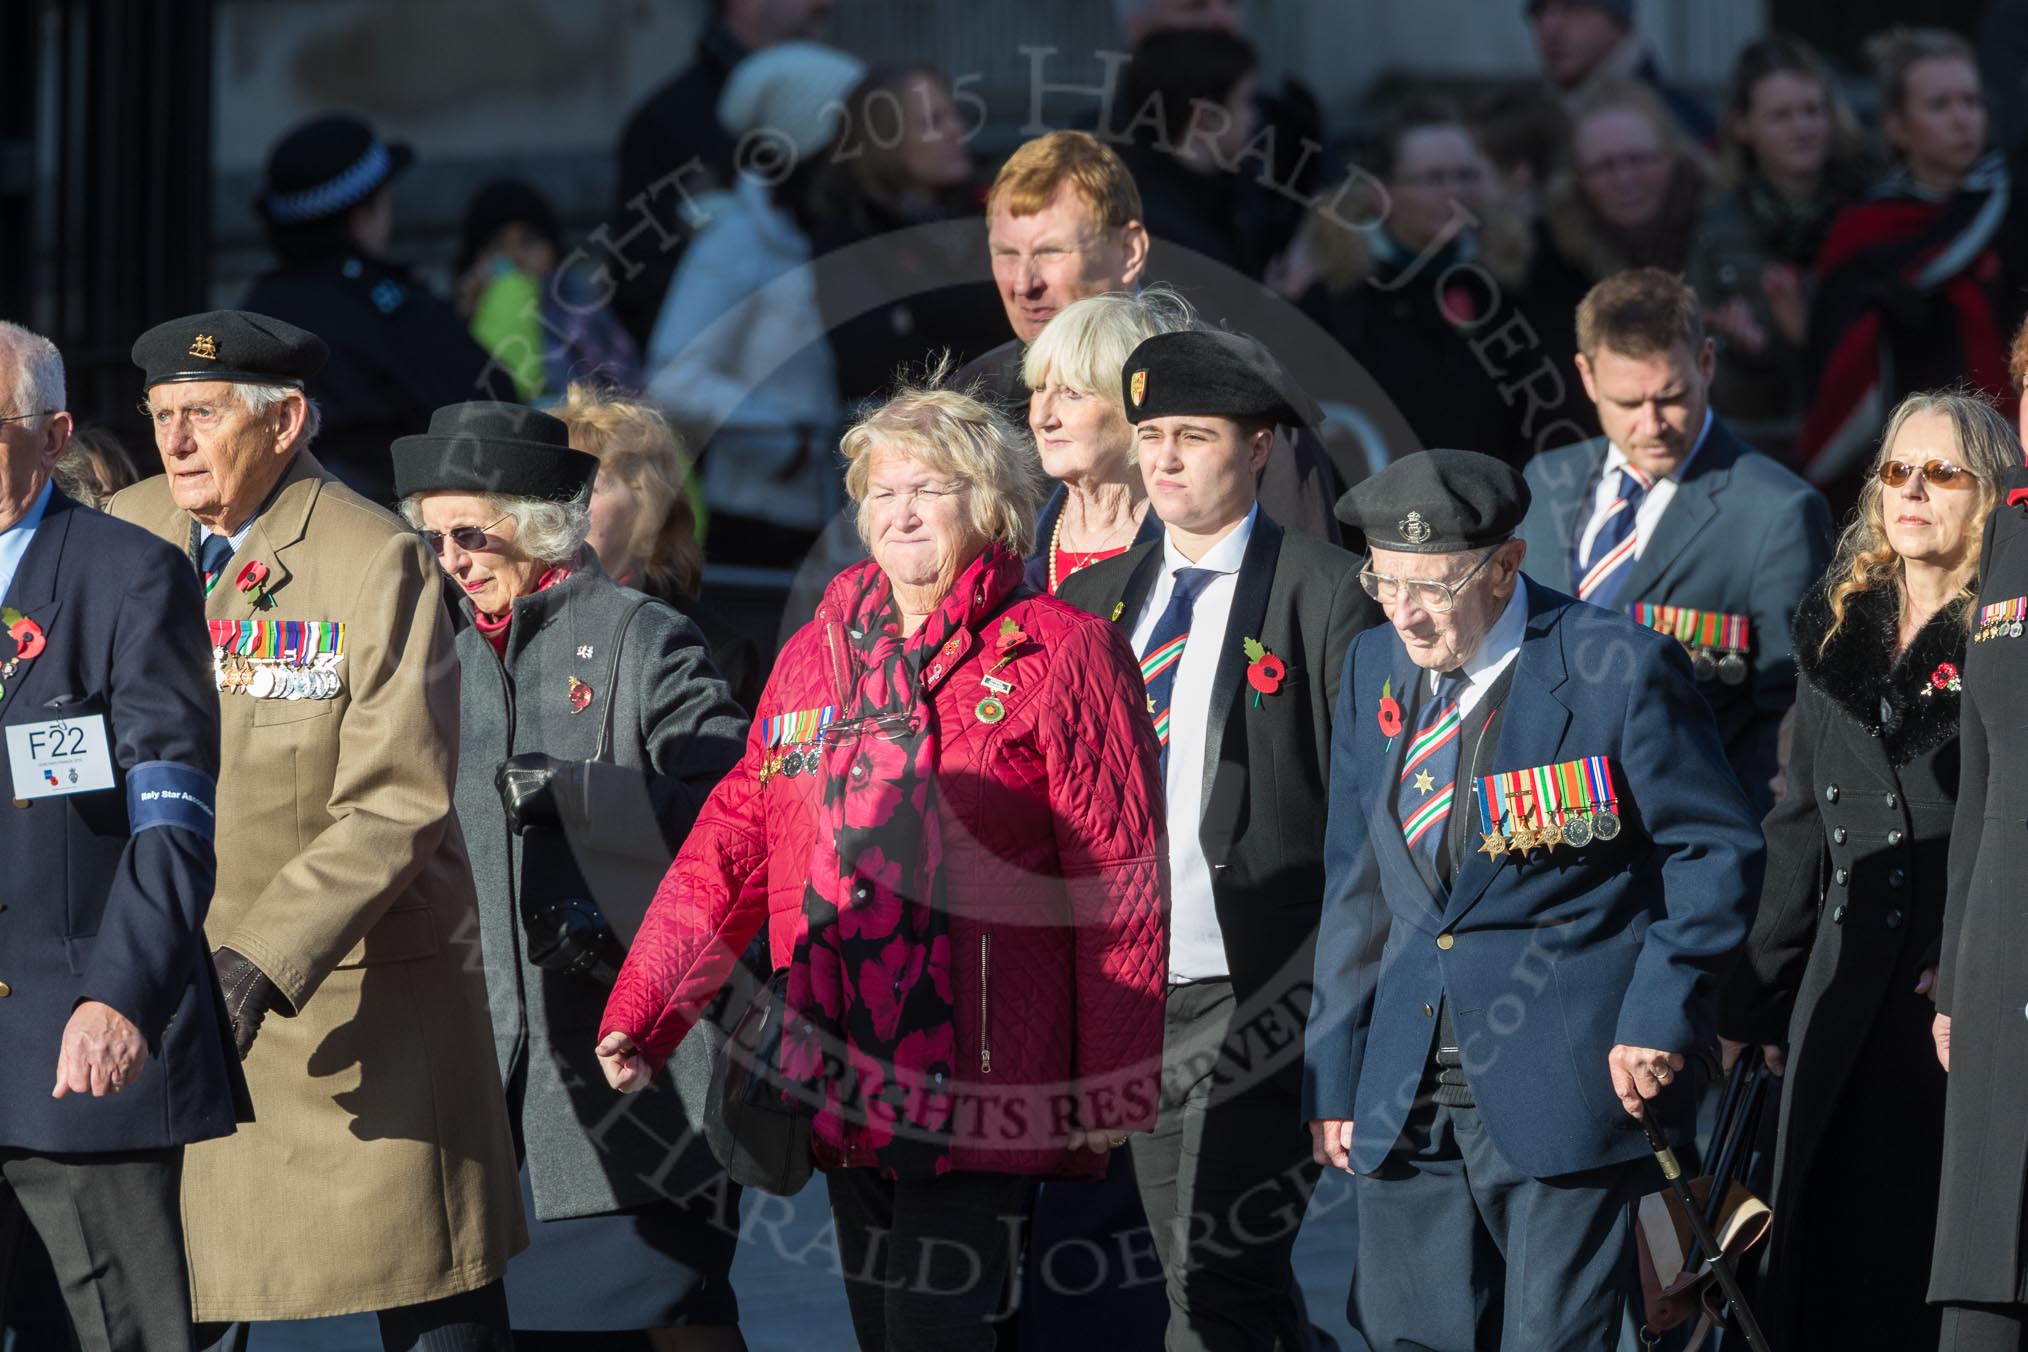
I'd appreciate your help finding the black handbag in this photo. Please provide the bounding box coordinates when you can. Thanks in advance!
[703,956,814,1196]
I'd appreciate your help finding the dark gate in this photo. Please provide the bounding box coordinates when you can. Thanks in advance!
[0,0,214,430]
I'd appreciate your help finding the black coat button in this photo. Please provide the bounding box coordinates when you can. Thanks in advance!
[1887,830,1905,846]
[1884,793,1899,809]
[1888,869,1905,889]
[1832,905,1847,924]
[1825,784,1840,803]
[853,882,872,902]
[1835,868,1850,886]
[1833,827,1848,845]
[1886,909,1905,930]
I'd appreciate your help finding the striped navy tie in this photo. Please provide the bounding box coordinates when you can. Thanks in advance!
[1398,670,1466,874]
[1575,465,1653,606]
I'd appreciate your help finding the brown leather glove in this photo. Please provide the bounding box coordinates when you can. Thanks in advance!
[214,947,277,1060]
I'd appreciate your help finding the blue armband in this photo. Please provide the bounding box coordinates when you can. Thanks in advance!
[127,760,217,839]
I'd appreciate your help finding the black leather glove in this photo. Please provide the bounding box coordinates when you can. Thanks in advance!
[495,753,593,835]
[214,947,277,1061]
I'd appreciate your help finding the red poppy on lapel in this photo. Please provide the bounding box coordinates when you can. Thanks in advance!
[1377,677,1403,739]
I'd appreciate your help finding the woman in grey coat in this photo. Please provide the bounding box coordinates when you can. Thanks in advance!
[393,401,750,1351]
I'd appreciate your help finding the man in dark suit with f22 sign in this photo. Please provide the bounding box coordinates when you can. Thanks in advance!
[1303,448,1762,1350]
[0,322,244,1352]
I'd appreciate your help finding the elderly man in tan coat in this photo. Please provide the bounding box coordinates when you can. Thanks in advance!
[108,310,523,1351]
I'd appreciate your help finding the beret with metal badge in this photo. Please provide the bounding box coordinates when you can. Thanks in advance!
[1335,448,1531,554]
[132,310,329,390]
[1120,328,1321,428]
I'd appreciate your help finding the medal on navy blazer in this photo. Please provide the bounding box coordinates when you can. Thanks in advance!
[1475,754,1621,855]
[1628,604,1750,686]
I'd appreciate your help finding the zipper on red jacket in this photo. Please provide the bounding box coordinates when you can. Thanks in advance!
[979,932,992,1074]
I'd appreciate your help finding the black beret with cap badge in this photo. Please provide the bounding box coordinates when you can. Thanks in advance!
[1335,448,1531,554]
[1120,328,1321,428]
[132,310,329,390]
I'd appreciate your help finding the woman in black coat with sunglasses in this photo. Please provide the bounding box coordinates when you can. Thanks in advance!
[1720,390,2015,1352]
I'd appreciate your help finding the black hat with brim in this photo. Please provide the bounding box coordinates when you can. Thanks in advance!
[391,402,598,503]
[1336,448,1531,554]
[256,113,415,227]
[1121,329,1321,428]
[133,309,329,389]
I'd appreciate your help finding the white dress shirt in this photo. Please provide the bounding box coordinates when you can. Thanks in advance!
[1429,575,1530,722]
[200,515,259,560]
[1130,505,1257,983]
[1429,578,1531,848]
[1575,408,1714,569]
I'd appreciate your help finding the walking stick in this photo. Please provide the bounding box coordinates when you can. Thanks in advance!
[1637,1103,1775,1352]
[1684,1059,1768,1273]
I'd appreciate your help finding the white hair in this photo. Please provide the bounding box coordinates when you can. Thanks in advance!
[398,485,593,569]
[234,383,322,448]
[0,321,67,429]
[1021,286,1195,401]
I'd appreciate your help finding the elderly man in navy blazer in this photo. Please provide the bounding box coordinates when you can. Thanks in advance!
[0,324,244,1351]
[1518,268,1831,816]
[1303,449,1763,1350]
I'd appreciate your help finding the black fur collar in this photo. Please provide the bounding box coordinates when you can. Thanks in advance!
[1792,579,1967,767]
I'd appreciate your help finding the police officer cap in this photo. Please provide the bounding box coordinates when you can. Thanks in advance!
[1336,448,1531,553]
[132,310,329,390]
[257,113,415,227]
[1121,329,1321,428]
[391,402,598,503]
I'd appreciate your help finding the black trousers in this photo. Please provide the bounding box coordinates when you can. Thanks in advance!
[826,1165,1030,1351]
[0,1147,192,1352]
[1351,1099,1644,1351]
[191,1280,511,1352]
[1128,980,1318,1352]
[1941,1304,2028,1352]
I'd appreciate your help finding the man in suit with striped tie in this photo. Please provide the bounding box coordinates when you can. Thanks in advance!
[1518,268,1831,816]
[1059,328,1374,1351]
[1303,448,1763,1351]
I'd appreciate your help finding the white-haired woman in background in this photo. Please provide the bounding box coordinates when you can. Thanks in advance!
[1022,287,1193,595]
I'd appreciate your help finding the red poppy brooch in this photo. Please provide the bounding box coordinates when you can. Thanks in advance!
[1921,661,1962,699]
[236,559,272,610]
[1243,637,1285,707]
[0,606,44,699]
[1377,677,1403,739]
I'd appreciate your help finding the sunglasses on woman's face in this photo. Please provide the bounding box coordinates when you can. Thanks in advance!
[420,514,511,555]
[1876,459,1976,490]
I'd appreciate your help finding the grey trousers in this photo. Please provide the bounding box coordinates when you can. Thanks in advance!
[1940,1303,2028,1352]
[1129,979,1319,1352]
[0,1147,192,1352]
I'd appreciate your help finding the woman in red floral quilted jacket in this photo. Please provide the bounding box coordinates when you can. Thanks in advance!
[598,379,1170,1350]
